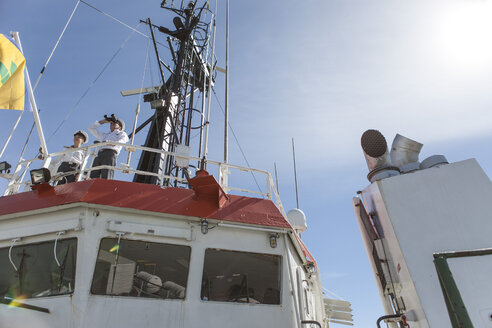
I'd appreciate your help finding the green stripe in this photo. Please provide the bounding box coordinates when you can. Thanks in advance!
[10,61,18,74]
[0,62,9,85]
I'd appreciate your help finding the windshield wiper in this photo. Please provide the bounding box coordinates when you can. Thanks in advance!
[0,297,50,313]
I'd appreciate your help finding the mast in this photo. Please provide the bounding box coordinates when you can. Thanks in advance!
[224,0,229,163]
[10,32,50,164]
[133,0,215,185]
[201,0,217,168]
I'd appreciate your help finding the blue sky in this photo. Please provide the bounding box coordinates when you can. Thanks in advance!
[2,0,492,326]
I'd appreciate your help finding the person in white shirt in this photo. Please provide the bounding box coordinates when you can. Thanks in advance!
[88,116,129,179]
[50,130,88,185]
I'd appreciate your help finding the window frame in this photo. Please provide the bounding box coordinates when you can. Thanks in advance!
[0,237,78,300]
[90,236,192,300]
[200,248,282,305]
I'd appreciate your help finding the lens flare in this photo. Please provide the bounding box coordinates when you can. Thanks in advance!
[6,295,28,308]
[109,244,120,253]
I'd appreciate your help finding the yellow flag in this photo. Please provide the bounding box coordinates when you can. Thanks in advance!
[0,34,25,110]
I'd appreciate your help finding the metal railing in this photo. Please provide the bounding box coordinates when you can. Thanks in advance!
[1,142,285,216]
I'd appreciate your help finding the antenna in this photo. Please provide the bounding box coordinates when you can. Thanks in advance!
[274,162,279,194]
[224,0,229,164]
[129,2,215,186]
[292,138,299,209]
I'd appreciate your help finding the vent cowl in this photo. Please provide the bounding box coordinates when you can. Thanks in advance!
[390,134,423,173]
[361,129,400,182]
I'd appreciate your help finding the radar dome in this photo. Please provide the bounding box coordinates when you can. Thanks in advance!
[287,208,307,235]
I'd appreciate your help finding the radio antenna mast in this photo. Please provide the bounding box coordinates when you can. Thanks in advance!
[292,138,299,208]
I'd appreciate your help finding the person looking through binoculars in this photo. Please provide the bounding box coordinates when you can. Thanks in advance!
[88,114,128,179]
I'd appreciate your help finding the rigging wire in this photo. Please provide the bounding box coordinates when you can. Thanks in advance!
[212,89,263,195]
[80,0,169,49]
[80,0,146,40]
[13,0,81,161]
[322,287,346,301]
[47,24,141,142]
[18,0,168,156]
[18,118,38,163]
[136,39,151,131]
[33,0,81,91]
[126,38,151,166]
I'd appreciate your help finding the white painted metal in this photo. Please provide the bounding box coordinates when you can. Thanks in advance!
[287,208,307,235]
[0,202,327,328]
[0,217,81,241]
[447,254,492,327]
[352,197,397,327]
[389,134,422,173]
[174,144,191,168]
[10,32,49,161]
[120,86,160,96]
[360,158,492,327]
[107,220,194,241]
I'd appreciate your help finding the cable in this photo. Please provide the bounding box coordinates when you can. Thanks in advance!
[80,0,147,39]
[80,0,169,49]
[33,0,81,91]
[47,25,140,141]
[322,287,346,301]
[212,88,263,195]
[18,119,37,163]
[15,1,80,159]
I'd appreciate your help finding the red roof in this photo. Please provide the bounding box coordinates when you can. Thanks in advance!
[0,179,291,229]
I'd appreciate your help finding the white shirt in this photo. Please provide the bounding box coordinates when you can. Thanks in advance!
[88,121,129,155]
[49,147,85,175]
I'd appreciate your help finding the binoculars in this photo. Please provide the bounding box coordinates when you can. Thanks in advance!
[104,114,118,123]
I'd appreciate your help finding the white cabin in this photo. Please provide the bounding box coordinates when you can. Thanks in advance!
[0,173,341,328]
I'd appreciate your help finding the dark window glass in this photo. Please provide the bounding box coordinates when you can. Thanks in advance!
[91,238,191,300]
[201,249,281,304]
[0,238,77,299]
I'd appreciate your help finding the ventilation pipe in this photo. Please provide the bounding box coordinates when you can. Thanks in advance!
[361,129,400,182]
[390,134,423,173]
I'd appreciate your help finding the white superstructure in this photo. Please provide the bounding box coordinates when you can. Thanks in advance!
[354,130,492,328]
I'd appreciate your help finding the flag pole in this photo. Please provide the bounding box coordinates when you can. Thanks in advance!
[10,32,49,164]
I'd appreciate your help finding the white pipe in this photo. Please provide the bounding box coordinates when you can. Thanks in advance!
[126,103,140,165]
[218,222,287,233]
[10,32,49,164]
[202,0,217,162]
[224,0,229,163]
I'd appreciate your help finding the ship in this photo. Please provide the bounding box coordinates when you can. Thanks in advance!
[0,1,353,327]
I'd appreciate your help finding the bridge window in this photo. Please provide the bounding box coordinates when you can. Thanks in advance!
[201,249,281,304]
[91,238,190,299]
[0,238,77,299]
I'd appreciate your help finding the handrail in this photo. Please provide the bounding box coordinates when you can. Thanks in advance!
[1,142,285,215]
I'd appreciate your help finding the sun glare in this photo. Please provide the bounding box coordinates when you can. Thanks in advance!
[433,2,492,72]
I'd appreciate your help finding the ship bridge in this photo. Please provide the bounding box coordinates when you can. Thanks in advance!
[0,144,353,328]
